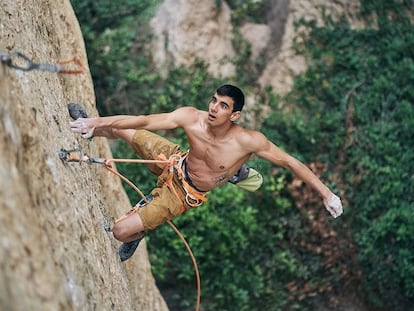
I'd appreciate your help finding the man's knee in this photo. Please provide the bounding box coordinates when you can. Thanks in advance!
[112,211,145,241]
[112,223,128,242]
[111,128,136,144]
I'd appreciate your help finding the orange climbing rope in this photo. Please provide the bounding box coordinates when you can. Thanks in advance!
[59,148,201,311]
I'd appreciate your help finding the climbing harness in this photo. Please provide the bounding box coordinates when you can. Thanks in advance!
[0,51,84,74]
[158,153,208,209]
[59,147,202,311]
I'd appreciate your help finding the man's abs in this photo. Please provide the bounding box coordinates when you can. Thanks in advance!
[185,152,250,191]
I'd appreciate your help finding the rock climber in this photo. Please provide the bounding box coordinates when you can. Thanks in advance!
[70,84,343,261]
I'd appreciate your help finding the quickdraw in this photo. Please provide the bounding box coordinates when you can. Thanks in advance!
[0,51,85,74]
[59,148,202,311]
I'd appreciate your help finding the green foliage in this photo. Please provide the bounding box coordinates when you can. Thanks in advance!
[71,0,162,115]
[151,61,226,113]
[272,2,414,308]
[71,0,414,310]
[357,206,414,309]
[226,0,269,25]
[231,29,267,86]
[360,0,414,27]
[147,185,260,310]
[147,172,303,311]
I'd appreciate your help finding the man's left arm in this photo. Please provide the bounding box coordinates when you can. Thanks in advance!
[280,155,343,218]
[253,133,343,218]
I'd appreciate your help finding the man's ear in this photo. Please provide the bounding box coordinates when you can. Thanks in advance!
[230,111,241,122]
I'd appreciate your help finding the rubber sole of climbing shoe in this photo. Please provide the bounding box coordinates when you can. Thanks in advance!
[118,234,145,262]
[68,102,88,120]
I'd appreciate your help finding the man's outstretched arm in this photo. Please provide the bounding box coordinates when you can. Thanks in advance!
[70,107,198,138]
[252,133,343,218]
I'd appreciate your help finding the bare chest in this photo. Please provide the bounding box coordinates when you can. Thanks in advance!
[184,125,254,190]
[187,132,247,171]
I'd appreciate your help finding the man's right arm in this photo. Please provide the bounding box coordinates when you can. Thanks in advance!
[70,107,197,138]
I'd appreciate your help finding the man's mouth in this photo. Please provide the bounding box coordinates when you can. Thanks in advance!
[208,113,216,121]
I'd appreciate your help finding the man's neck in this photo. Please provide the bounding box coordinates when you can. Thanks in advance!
[206,121,234,140]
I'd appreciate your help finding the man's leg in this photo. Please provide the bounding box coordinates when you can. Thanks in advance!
[69,106,152,260]
[93,126,136,145]
[95,127,151,242]
[92,126,147,260]
[97,127,180,260]
[112,212,145,243]
[112,208,147,262]
[112,211,146,262]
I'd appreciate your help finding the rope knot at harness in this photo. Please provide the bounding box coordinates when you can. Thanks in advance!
[157,153,182,171]
[157,153,208,208]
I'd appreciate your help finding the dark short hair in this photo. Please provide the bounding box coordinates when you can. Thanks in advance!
[216,84,245,112]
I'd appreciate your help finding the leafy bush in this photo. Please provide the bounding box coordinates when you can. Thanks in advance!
[358,206,414,309]
[72,0,414,310]
[274,2,414,308]
[71,0,162,115]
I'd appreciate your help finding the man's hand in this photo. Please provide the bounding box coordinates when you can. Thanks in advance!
[324,193,343,218]
[70,117,96,139]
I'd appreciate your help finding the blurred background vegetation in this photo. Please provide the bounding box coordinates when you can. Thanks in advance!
[71,0,413,310]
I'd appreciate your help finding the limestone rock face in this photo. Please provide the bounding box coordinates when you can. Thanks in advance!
[150,0,363,95]
[258,0,364,94]
[150,0,236,77]
[0,1,167,310]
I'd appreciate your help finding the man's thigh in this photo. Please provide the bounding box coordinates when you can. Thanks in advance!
[137,186,184,231]
[131,129,180,175]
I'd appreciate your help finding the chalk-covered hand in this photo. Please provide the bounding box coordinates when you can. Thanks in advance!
[324,193,343,218]
[70,117,96,139]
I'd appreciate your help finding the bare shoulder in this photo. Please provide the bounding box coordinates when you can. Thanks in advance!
[175,106,199,114]
[234,126,269,152]
[172,106,204,125]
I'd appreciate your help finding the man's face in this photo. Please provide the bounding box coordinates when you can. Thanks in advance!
[208,93,239,125]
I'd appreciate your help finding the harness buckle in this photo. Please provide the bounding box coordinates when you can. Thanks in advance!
[185,193,204,207]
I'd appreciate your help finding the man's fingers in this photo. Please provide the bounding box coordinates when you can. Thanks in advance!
[70,119,91,132]
[324,193,343,218]
[326,205,338,218]
[69,118,95,139]
[70,118,85,126]
[81,127,95,139]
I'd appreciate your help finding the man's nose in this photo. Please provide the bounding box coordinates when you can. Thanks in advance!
[210,102,218,111]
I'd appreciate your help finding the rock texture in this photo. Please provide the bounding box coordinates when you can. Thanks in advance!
[150,0,364,95]
[151,0,236,77]
[258,0,364,94]
[0,1,167,310]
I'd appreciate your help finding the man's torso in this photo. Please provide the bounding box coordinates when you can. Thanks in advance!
[182,111,256,191]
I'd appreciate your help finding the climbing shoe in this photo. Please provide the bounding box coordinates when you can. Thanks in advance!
[118,234,144,262]
[68,102,88,120]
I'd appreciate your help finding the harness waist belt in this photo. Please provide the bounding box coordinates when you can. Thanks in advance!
[181,156,208,193]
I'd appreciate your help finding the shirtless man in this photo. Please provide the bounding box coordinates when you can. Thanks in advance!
[70,84,343,261]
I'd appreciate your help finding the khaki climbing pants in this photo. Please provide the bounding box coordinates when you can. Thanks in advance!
[131,130,206,231]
